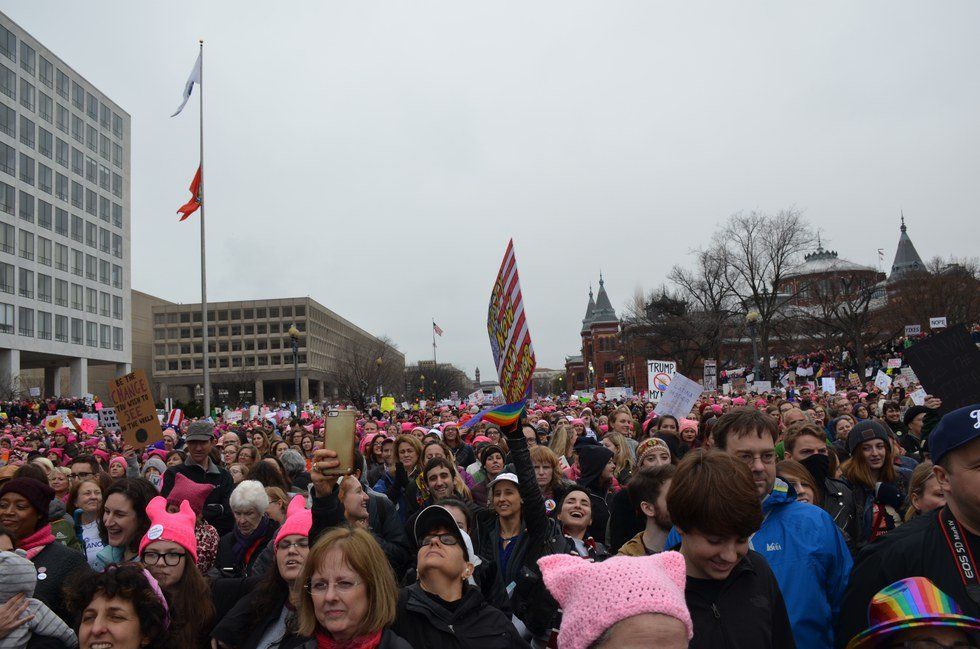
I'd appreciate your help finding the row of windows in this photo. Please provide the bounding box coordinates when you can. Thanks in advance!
[0,224,123,286]
[0,301,123,350]
[0,26,125,139]
[155,354,308,372]
[153,320,306,341]
[154,333,304,356]
[0,184,124,253]
[0,261,123,318]
[153,305,308,325]
[0,124,124,206]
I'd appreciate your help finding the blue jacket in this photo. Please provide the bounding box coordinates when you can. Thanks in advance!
[667,478,852,649]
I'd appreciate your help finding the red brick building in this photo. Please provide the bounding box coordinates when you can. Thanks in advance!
[565,275,623,392]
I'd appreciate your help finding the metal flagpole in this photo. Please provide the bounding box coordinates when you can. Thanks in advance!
[432,319,437,364]
[198,40,211,418]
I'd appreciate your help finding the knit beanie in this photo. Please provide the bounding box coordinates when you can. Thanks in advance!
[141,456,168,477]
[0,478,55,525]
[109,455,127,471]
[847,420,891,455]
[139,496,198,561]
[275,494,312,546]
[636,437,672,463]
[538,552,693,649]
[166,472,214,517]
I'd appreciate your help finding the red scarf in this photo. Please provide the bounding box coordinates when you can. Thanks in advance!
[315,629,382,649]
[19,524,55,560]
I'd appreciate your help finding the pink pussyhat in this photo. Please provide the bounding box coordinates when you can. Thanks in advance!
[275,494,312,545]
[538,551,693,649]
[139,496,199,562]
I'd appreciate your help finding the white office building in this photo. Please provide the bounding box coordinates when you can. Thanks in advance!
[0,12,131,397]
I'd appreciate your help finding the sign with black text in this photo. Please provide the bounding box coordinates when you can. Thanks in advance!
[108,370,163,447]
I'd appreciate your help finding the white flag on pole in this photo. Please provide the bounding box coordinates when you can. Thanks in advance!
[171,51,202,117]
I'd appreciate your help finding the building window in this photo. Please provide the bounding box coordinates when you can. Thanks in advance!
[39,93,52,123]
[71,214,83,242]
[71,81,84,109]
[18,307,33,336]
[86,321,97,346]
[37,311,51,340]
[86,92,98,120]
[55,208,68,236]
[112,143,122,168]
[100,291,110,317]
[18,78,33,111]
[111,233,122,258]
[71,283,83,310]
[55,173,68,201]
[18,268,33,298]
[0,262,12,293]
[111,264,122,289]
[38,163,51,193]
[112,112,122,138]
[55,314,68,341]
[71,317,83,344]
[18,229,33,260]
[0,143,12,177]
[0,182,13,215]
[86,287,97,314]
[56,69,68,99]
[86,124,97,153]
[112,294,122,319]
[71,181,83,209]
[18,155,34,186]
[55,278,67,306]
[0,63,15,100]
[113,326,122,351]
[39,56,53,88]
[99,259,110,285]
[38,237,51,265]
[56,138,68,167]
[0,103,13,137]
[85,221,97,247]
[85,254,97,280]
[38,200,52,230]
[19,41,35,75]
[99,102,110,128]
[100,323,110,348]
[18,191,33,222]
[111,172,122,197]
[0,302,12,333]
[0,26,15,62]
[112,203,122,228]
[0,222,12,254]
[85,188,96,216]
[71,114,83,142]
[56,104,68,133]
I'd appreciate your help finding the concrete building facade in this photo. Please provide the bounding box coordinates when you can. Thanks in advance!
[151,297,403,404]
[0,12,132,398]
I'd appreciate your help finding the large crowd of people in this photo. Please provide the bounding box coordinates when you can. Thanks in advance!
[0,379,977,648]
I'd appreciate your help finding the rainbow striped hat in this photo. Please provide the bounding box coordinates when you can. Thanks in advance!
[846,577,980,648]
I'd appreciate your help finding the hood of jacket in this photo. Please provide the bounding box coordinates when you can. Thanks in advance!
[761,477,797,515]
[576,445,613,492]
[404,582,485,626]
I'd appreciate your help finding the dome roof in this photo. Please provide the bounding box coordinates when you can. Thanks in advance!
[785,247,876,279]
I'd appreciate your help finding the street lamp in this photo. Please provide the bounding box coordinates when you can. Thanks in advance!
[745,309,760,379]
[587,362,595,389]
[287,324,300,406]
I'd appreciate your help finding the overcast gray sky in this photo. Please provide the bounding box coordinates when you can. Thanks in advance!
[8,1,980,377]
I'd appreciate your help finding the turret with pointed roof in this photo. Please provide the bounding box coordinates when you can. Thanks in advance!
[889,213,925,280]
[590,272,618,324]
[580,285,596,334]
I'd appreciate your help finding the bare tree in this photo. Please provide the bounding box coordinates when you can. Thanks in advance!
[334,336,405,410]
[882,257,980,332]
[404,362,471,402]
[219,367,259,407]
[712,209,816,379]
[0,375,20,401]
[667,247,739,363]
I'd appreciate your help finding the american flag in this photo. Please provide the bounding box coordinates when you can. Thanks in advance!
[433,322,444,337]
[166,409,185,428]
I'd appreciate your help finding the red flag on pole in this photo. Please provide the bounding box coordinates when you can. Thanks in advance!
[177,165,202,221]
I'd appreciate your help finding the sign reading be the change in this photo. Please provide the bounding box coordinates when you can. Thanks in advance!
[108,370,163,447]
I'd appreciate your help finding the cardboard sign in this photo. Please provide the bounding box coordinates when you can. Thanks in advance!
[821,377,836,394]
[929,317,948,329]
[905,324,921,336]
[654,372,703,419]
[874,370,893,392]
[887,358,902,369]
[108,370,163,447]
[98,408,120,432]
[904,325,980,413]
[703,360,717,392]
[646,360,677,401]
[909,388,927,406]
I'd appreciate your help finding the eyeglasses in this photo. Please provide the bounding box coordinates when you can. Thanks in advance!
[276,538,309,552]
[70,471,94,480]
[142,551,186,566]
[733,451,776,466]
[420,533,459,548]
[306,578,361,595]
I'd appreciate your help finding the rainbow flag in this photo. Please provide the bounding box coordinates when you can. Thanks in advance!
[463,399,526,430]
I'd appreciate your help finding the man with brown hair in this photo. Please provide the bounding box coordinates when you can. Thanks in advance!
[702,408,851,649]
[666,450,794,648]
[618,464,675,556]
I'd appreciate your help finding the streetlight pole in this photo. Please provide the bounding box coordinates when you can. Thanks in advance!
[746,309,760,380]
[288,324,300,407]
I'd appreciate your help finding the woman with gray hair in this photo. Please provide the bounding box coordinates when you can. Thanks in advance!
[279,449,311,493]
[208,479,279,580]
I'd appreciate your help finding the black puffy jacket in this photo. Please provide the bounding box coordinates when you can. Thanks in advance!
[390,583,529,649]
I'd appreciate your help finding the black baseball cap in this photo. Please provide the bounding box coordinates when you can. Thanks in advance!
[413,505,469,560]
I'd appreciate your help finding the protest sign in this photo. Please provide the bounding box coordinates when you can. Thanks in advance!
[904,325,980,413]
[874,370,893,391]
[84,394,94,407]
[905,324,921,336]
[487,240,536,404]
[848,373,861,387]
[887,358,902,369]
[380,397,395,412]
[98,408,120,433]
[753,380,772,393]
[28,387,40,397]
[654,372,703,419]
[647,360,677,400]
[604,386,627,401]
[929,317,947,329]
[108,370,163,447]
[900,366,918,385]
[732,377,746,393]
[722,383,731,395]
[910,388,927,406]
[249,405,259,420]
[703,360,717,392]
[43,415,62,434]
[224,410,242,423]
[78,418,98,435]
[821,377,836,394]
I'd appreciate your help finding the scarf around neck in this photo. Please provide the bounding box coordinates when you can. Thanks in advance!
[316,628,382,649]
[20,524,55,560]
[231,515,271,566]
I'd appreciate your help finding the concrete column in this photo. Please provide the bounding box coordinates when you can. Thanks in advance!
[254,378,264,404]
[300,376,310,404]
[69,357,88,397]
[0,349,19,395]
[115,362,132,377]
[316,379,325,403]
[44,367,62,397]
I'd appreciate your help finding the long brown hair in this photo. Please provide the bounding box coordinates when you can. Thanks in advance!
[840,440,896,491]
[164,559,215,648]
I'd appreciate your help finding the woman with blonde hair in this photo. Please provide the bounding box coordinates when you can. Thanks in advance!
[530,445,571,512]
[295,527,411,648]
[548,421,576,466]
[601,432,635,485]
[904,461,945,522]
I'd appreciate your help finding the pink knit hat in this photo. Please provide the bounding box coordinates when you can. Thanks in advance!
[275,494,312,546]
[109,455,127,470]
[166,472,214,517]
[538,552,693,649]
[139,496,198,562]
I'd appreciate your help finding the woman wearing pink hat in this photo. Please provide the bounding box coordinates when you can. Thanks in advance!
[140,495,214,648]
